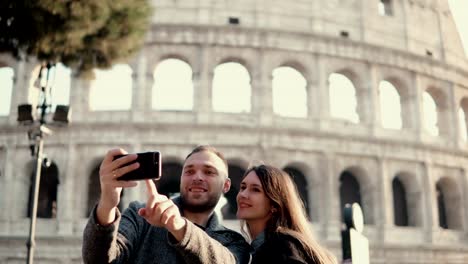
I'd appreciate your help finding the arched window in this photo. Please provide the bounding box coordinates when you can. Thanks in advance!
[28,160,59,218]
[152,59,194,111]
[51,63,71,110]
[272,67,307,118]
[212,62,251,113]
[156,161,183,198]
[436,178,462,230]
[0,67,14,116]
[458,98,468,142]
[392,177,408,226]
[459,108,467,142]
[436,182,448,229]
[222,164,245,219]
[378,0,393,16]
[379,80,402,129]
[329,73,360,123]
[86,165,124,217]
[89,64,133,111]
[339,171,362,222]
[283,167,310,217]
[422,91,439,136]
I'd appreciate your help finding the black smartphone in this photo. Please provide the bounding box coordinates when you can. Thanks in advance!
[114,151,162,181]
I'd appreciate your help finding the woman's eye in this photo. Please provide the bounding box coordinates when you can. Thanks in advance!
[240,185,246,190]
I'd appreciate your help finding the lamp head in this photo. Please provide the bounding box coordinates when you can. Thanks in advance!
[17,104,35,124]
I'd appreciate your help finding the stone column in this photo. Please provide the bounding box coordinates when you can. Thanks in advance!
[69,77,91,122]
[306,54,320,121]
[9,61,36,124]
[446,81,458,147]
[195,45,212,123]
[355,63,378,131]
[411,74,424,141]
[377,157,392,243]
[421,162,436,243]
[316,56,331,130]
[254,50,272,126]
[131,51,149,122]
[57,143,75,235]
[365,63,381,135]
[0,146,15,234]
[323,152,341,242]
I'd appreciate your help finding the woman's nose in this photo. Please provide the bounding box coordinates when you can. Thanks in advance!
[238,189,248,198]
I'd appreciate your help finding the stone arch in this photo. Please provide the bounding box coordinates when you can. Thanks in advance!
[222,158,247,220]
[89,64,133,111]
[278,60,310,78]
[157,156,184,198]
[424,86,450,136]
[458,97,468,142]
[379,78,404,130]
[393,171,422,227]
[152,58,194,111]
[339,166,374,224]
[435,176,463,230]
[0,66,14,116]
[216,56,254,76]
[272,66,308,118]
[282,163,313,220]
[28,159,60,218]
[212,60,252,113]
[380,72,416,130]
[328,69,361,123]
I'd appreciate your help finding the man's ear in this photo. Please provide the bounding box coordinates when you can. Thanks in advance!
[223,177,231,193]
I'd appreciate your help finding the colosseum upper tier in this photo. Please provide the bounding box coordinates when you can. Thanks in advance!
[1,0,468,263]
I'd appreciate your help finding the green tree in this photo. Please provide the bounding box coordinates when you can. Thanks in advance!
[0,0,152,77]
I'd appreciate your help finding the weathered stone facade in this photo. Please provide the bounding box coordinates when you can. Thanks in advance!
[1,0,468,263]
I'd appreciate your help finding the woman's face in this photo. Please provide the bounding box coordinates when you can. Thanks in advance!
[236,171,272,223]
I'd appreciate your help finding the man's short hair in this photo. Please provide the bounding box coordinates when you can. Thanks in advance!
[185,145,229,174]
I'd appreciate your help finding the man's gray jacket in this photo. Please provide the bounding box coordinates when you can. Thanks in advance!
[82,198,250,264]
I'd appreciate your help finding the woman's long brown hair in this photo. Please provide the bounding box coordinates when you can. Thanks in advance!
[241,164,337,264]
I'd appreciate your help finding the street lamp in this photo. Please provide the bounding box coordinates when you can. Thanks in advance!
[17,63,71,264]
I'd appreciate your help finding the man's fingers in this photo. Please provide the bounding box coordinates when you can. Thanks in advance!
[112,162,140,180]
[112,153,138,171]
[144,179,159,196]
[102,148,128,166]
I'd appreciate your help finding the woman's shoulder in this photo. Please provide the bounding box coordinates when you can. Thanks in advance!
[254,231,318,264]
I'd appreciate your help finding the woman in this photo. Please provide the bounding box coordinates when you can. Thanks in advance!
[236,164,337,264]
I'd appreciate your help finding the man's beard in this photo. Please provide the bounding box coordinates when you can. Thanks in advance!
[180,190,222,213]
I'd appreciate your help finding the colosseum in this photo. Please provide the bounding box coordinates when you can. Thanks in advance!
[1,0,468,263]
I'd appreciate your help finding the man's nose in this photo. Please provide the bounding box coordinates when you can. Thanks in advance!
[193,170,204,181]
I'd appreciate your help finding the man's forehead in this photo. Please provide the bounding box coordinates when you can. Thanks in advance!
[184,151,227,170]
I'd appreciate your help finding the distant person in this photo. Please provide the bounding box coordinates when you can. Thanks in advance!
[236,164,337,264]
[82,145,250,264]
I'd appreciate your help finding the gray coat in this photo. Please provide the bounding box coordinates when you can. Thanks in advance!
[82,198,251,264]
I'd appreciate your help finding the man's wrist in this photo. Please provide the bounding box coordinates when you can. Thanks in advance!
[96,201,117,226]
[169,217,188,242]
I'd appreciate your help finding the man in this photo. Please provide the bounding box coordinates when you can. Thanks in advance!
[82,145,250,264]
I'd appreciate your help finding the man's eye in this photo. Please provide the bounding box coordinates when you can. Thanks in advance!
[184,170,194,175]
[206,170,216,175]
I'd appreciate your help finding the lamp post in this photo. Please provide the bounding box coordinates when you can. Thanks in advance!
[17,63,71,264]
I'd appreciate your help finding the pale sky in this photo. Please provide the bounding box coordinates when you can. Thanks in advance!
[449,0,468,54]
